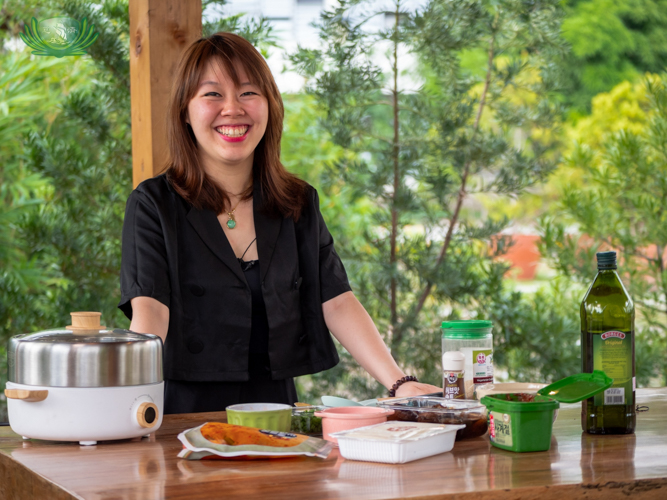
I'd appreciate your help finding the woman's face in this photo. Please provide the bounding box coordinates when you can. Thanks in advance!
[186,59,269,174]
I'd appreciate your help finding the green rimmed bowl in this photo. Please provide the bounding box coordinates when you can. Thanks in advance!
[225,403,293,432]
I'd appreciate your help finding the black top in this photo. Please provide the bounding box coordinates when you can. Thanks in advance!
[118,174,352,382]
[240,255,272,376]
[236,237,269,358]
[241,260,269,355]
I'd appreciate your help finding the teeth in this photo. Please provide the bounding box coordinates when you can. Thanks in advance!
[216,126,249,137]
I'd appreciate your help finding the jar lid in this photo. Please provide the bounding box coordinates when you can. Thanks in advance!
[441,320,492,329]
[442,351,465,371]
[441,320,492,339]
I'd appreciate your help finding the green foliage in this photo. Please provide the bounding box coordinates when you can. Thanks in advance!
[561,0,667,113]
[6,0,133,333]
[291,0,568,401]
[0,0,280,421]
[0,36,94,421]
[481,280,582,383]
[540,73,667,386]
[281,93,374,250]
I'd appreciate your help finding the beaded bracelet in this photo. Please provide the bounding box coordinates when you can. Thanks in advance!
[389,375,419,397]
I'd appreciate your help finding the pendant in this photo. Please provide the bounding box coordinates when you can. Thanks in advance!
[227,218,236,229]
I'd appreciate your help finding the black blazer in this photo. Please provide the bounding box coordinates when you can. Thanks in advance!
[118,174,351,381]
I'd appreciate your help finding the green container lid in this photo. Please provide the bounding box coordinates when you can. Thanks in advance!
[537,370,613,403]
[441,320,492,339]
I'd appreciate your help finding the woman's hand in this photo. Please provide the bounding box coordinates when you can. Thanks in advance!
[394,381,442,398]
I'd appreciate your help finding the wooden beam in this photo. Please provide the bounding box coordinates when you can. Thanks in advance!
[129,0,202,188]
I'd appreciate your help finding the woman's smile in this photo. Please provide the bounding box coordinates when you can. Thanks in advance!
[215,124,251,142]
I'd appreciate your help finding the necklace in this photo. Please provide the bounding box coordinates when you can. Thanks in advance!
[226,197,244,229]
[224,181,252,229]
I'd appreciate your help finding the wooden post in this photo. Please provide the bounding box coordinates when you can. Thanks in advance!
[129,0,202,188]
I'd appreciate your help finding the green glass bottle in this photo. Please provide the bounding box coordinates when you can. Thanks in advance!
[581,251,636,434]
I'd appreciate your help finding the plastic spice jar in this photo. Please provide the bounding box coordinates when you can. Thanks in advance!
[441,320,493,399]
[442,351,465,400]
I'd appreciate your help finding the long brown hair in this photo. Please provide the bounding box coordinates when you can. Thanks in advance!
[164,32,308,219]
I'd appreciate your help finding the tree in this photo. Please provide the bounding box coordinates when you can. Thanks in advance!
[0,0,277,421]
[540,73,667,386]
[290,0,568,400]
[485,75,657,225]
[560,0,667,113]
[0,36,95,421]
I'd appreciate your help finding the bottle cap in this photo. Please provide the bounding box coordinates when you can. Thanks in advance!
[596,251,617,270]
[442,351,465,371]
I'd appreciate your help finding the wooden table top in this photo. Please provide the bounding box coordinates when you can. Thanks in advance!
[1,388,666,500]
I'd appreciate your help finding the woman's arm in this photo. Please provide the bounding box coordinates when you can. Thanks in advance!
[129,296,170,342]
[322,291,441,397]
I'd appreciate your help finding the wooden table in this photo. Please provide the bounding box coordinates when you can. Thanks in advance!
[1,388,666,500]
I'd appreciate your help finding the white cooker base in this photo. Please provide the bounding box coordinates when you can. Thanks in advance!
[6,381,164,444]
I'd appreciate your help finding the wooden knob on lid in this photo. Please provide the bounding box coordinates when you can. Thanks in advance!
[67,312,106,331]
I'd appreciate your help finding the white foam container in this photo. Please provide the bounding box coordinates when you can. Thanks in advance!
[331,421,465,464]
[475,382,546,400]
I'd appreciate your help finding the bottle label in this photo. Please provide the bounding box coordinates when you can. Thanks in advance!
[472,349,494,384]
[593,331,632,406]
[443,372,465,399]
[489,412,512,447]
[603,388,625,405]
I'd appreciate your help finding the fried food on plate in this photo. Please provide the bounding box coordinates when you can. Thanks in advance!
[201,422,309,447]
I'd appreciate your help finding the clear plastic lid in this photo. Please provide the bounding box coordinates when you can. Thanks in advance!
[378,396,484,412]
[330,421,465,442]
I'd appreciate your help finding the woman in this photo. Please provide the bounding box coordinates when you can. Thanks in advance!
[119,32,440,414]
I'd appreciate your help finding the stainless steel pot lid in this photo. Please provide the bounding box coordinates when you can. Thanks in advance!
[8,312,163,388]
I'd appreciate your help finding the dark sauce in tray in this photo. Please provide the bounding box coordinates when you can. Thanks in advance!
[386,401,488,440]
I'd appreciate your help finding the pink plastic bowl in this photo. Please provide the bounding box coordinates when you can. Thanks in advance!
[314,407,395,444]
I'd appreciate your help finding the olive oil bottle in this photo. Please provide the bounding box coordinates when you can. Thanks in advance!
[581,251,636,434]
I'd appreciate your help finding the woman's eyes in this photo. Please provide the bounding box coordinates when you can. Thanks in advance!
[204,91,258,97]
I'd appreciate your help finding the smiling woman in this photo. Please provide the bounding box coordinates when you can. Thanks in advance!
[118,32,440,415]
